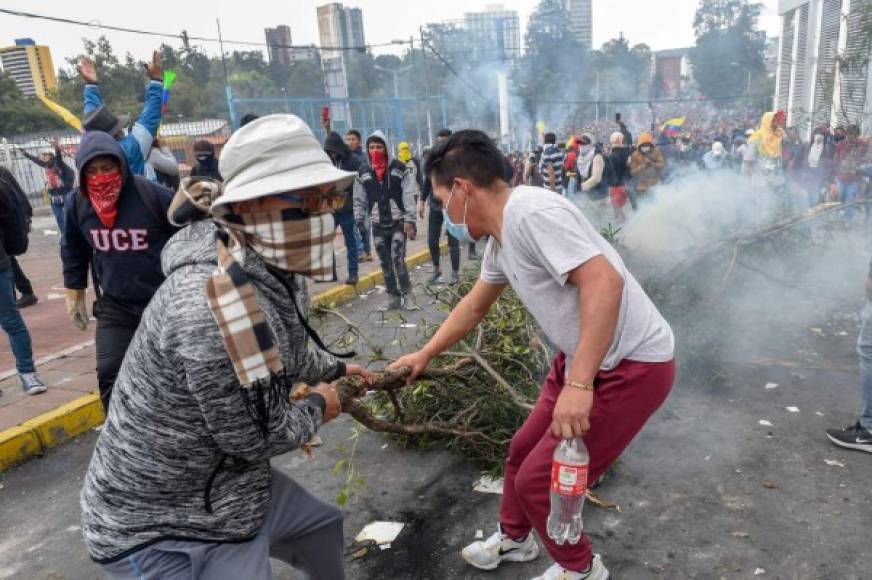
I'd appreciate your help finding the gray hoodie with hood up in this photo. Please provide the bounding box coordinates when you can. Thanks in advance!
[353,130,417,226]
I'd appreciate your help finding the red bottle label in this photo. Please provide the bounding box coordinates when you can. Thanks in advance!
[551,460,588,496]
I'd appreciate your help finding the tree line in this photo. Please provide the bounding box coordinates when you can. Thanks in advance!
[1,0,780,137]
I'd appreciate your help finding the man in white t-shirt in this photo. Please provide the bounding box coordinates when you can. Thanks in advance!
[391,130,675,580]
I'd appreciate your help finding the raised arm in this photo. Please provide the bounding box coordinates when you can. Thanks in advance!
[130,51,165,161]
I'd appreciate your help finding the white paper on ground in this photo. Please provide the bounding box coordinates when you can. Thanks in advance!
[46,293,65,300]
[43,229,58,236]
[786,406,799,413]
[764,383,778,390]
[754,568,766,575]
[824,459,845,467]
[475,529,484,539]
[474,474,504,494]
[355,521,405,545]
[758,420,774,427]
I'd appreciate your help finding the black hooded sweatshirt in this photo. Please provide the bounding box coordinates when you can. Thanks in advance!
[323,131,361,214]
[62,131,177,307]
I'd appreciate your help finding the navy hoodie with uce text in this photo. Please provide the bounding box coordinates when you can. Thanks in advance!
[62,131,177,307]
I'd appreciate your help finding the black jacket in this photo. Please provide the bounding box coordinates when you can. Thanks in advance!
[62,131,177,307]
[0,170,18,272]
[0,166,31,269]
[190,155,223,182]
[323,132,361,214]
[608,146,632,187]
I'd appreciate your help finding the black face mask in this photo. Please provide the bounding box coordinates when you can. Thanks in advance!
[196,154,215,165]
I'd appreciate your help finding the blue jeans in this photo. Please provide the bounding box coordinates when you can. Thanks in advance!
[837,178,859,222]
[50,200,65,237]
[359,214,372,253]
[334,211,359,278]
[0,268,35,374]
[857,303,872,430]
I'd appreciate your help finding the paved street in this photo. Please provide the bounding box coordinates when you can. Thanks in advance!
[1,245,871,578]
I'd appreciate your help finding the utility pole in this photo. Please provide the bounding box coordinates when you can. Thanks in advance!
[216,18,236,130]
[410,35,423,153]
[595,71,600,123]
[420,26,433,147]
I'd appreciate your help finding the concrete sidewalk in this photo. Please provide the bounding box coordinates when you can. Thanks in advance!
[0,214,450,470]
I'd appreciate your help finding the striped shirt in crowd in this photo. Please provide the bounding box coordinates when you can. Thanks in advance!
[539,144,566,191]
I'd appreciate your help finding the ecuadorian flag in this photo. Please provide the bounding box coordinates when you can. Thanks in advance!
[660,117,686,137]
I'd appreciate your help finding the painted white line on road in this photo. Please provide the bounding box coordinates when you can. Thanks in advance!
[0,339,95,381]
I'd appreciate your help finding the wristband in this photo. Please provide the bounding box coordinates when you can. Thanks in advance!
[566,380,594,392]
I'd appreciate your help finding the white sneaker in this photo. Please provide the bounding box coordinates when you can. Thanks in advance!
[461,527,539,570]
[19,372,47,395]
[531,554,609,580]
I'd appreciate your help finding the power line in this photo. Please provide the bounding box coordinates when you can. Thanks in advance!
[0,7,408,52]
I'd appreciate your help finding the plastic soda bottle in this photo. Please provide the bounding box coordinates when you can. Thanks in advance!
[546,436,589,545]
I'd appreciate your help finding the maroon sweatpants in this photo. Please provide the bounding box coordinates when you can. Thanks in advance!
[500,352,675,572]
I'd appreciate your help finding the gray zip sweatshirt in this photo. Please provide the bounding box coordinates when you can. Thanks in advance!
[80,219,344,563]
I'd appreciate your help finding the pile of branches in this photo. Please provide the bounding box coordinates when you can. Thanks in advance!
[324,278,552,472]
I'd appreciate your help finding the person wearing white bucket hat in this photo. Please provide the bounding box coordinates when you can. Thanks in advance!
[81,114,371,579]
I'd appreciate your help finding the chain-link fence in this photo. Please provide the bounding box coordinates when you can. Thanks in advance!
[0,119,232,210]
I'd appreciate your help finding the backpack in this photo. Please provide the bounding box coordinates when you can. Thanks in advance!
[0,169,32,256]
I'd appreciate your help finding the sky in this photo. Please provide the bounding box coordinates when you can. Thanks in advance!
[1,0,782,70]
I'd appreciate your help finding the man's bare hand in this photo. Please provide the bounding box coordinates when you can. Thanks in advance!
[389,351,432,385]
[418,200,426,220]
[551,386,593,439]
[144,50,163,82]
[404,223,416,240]
[312,383,341,423]
[78,57,97,83]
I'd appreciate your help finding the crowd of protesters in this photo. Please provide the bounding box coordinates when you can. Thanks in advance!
[0,42,871,579]
[506,111,871,224]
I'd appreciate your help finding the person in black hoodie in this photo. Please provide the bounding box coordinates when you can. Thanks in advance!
[0,166,46,395]
[607,131,632,222]
[62,131,177,410]
[324,131,362,285]
[190,139,223,181]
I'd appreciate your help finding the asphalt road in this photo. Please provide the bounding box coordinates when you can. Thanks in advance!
[1,229,871,580]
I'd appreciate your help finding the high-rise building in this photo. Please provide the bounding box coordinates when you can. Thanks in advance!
[344,7,365,50]
[0,38,57,98]
[317,3,366,126]
[265,25,293,67]
[775,0,872,137]
[463,4,521,62]
[564,0,592,50]
[317,2,366,58]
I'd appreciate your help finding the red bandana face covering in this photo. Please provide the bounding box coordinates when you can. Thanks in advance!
[370,149,388,181]
[84,170,123,228]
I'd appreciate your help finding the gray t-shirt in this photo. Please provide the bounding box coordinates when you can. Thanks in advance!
[480,185,674,371]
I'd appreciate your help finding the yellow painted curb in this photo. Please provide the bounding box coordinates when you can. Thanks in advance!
[0,393,105,472]
[0,243,445,472]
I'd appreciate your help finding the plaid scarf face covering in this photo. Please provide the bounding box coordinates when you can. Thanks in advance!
[169,177,338,387]
[208,208,336,386]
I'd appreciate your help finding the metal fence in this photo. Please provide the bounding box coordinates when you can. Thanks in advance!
[0,120,231,209]
[231,95,448,153]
